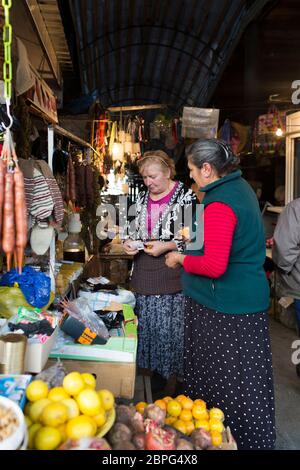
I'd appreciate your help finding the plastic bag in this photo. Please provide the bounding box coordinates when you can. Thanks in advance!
[78,288,136,310]
[34,359,67,388]
[62,297,110,341]
[0,266,51,308]
[0,286,54,319]
[181,107,220,139]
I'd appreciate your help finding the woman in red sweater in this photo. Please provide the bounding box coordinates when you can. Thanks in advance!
[166,139,275,450]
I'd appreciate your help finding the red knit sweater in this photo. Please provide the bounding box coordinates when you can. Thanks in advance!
[183,202,237,278]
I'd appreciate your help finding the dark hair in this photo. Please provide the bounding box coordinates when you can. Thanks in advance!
[186,139,240,176]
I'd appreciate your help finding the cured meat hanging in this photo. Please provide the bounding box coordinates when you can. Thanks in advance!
[0,129,28,273]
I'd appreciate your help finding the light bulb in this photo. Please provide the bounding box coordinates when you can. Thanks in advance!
[275,128,283,137]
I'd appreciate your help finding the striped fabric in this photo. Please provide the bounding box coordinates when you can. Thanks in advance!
[46,177,64,226]
[30,168,54,222]
[183,202,237,278]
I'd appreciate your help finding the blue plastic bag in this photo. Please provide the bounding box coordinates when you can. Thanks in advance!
[0,266,51,309]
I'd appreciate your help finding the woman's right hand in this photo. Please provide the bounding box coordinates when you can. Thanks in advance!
[122,239,139,255]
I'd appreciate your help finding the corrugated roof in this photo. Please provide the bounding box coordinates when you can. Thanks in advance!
[37,0,73,73]
[66,0,271,110]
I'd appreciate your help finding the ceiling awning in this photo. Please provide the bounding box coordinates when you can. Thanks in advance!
[65,0,272,110]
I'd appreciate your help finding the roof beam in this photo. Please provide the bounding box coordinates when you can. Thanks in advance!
[25,0,62,85]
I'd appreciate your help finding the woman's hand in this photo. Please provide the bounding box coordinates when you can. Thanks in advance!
[165,252,186,269]
[122,239,139,255]
[144,240,170,257]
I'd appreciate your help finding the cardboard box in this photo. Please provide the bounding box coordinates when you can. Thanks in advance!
[24,327,58,374]
[46,358,136,399]
[0,321,58,374]
[0,374,32,409]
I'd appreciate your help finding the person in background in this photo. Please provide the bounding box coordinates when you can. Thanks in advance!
[272,199,300,342]
[165,139,276,450]
[123,150,197,396]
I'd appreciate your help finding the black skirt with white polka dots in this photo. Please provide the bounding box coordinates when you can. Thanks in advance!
[183,296,276,450]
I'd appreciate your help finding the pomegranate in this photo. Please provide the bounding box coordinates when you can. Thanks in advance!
[145,427,176,451]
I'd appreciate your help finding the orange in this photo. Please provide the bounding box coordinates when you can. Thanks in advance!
[162,396,173,404]
[193,399,207,409]
[194,419,210,432]
[173,419,187,434]
[167,399,182,417]
[181,397,194,410]
[154,399,167,411]
[209,407,225,422]
[175,394,186,404]
[192,405,209,421]
[185,420,195,435]
[165,416,177,426]
[209,419,224,433]
[211,430,223,447]
[135,401,147,414]
[179,409,193,422]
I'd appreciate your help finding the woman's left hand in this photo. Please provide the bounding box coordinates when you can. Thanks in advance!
[165,252,185,269]
[144,240,169,257]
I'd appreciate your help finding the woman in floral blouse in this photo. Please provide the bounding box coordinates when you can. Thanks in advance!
[123,150,197,395]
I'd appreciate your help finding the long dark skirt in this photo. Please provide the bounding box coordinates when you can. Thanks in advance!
[184,296,276,450]
[135,292,184,379]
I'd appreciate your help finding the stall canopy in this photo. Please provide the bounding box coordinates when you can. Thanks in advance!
[56,0,272,111]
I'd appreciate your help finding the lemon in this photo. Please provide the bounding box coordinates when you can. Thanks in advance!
[28,423,42,449]
[63,372,85,396]
[61,398,80,420]
[26,380,49,402]
[48,387,70,402]
[94,408,107,428]
[76,389,102,416]
[65,415,97,440]
[40,402,68,427]
[24,416,32,428]
[24,402,32,416]
[35,426,61,450]
[81,373,96,389]
[29,398,51,423]
[57,424,67,443]
[97,389,115,411]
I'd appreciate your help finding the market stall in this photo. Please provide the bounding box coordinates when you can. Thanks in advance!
[0,0,284,453]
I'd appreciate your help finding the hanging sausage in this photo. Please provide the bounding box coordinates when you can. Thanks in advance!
[0,129,28,273]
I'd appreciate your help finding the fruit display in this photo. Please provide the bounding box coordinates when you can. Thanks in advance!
[99,396,237,451]
[24,373,115,450]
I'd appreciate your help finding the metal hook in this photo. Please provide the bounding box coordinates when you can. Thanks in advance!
[2,98,13,130]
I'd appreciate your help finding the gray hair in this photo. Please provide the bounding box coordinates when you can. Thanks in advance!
[186,139,240,176]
